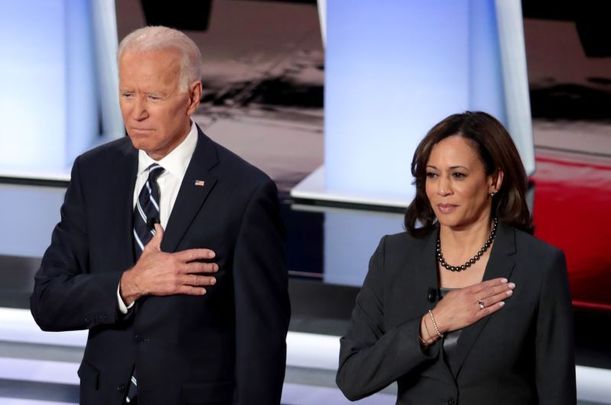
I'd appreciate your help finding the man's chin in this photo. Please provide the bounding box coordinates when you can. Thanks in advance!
[127,136,150,151]
[128,139,167,159]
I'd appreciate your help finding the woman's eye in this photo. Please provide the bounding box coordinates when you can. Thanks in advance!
[426,172,437,178]
[452,172,466,179]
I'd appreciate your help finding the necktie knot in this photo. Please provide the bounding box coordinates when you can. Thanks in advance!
[146,163,164,182]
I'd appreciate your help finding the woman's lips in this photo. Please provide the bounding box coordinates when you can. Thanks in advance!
[437,203,458,214]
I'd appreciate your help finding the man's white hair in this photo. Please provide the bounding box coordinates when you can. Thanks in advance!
[118,26,202,91]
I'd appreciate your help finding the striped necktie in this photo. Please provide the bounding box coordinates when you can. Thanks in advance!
[132,163,164,258]
[125,163,164,404]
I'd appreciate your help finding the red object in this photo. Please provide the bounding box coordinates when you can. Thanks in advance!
[532,151,611,311]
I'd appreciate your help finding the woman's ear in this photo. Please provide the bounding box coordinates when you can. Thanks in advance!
[490,169,504,194]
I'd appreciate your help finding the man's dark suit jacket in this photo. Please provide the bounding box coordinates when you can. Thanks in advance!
[337,222,576,405]
[30,128,290,405]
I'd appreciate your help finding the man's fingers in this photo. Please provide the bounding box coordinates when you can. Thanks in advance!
[143,223,164,252]
[177,285,207,296]
[183,262,219,274]
[174,248,216,262]
[190,274,216,287]
[184,274,217,287]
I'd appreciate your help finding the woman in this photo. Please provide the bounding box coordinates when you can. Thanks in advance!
[336,112,575,404]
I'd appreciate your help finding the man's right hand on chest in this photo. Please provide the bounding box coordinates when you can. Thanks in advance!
[119,224,218,305]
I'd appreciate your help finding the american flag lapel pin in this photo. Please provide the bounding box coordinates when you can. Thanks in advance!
[194,179,205,187]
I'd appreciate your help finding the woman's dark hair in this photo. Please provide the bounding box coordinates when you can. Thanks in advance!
[404,111,532,236]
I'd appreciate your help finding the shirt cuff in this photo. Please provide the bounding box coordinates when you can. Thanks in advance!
[117,282,135,314]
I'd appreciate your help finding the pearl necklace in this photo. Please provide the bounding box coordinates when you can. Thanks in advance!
[436,218,498,272]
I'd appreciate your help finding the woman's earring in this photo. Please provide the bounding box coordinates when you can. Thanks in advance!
[489,191,496,197]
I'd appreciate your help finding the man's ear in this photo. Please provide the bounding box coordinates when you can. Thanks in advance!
[187,80,202,115]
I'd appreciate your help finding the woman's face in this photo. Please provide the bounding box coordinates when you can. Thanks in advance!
[425,135,498,230]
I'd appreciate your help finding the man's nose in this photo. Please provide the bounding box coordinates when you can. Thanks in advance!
[133,96,149,120]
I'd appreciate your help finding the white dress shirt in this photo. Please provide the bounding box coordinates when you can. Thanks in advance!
[118,122,199,313]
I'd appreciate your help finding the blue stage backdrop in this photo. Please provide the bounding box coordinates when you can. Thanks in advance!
[0,0,122,179]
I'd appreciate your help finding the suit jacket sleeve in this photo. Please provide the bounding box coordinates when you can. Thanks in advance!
[336,236,440,401]
[30,157,123,331]
[232,178,290,404]
[536,250,576,404]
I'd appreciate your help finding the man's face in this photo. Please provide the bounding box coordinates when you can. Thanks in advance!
[119,49,201,160]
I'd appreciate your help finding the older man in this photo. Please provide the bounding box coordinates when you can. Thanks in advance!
[31,26,290,405]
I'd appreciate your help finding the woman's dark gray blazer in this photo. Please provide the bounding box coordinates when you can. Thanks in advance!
[337,222,576,405]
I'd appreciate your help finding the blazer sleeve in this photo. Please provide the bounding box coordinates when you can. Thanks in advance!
[336,236,440,401]
[30,157,124,331]
[535,250,576,405]
[232,178,290,405]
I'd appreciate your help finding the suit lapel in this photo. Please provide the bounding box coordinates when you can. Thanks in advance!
[395,229,439,315]
[162,129,219,253]
[415,230,440,311]
[448,223,517,377]
[117,140,139,266]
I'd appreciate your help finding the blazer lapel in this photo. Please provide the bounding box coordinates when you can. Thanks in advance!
[395,229,439,314]
[448,223,517,377]
[117,140,139,266]
[417,230,441,311]
[162,129,219,253]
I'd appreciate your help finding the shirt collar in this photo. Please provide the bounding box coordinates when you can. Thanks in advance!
[137,121,198,178]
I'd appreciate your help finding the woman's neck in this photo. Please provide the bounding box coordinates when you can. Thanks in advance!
[439,216,493,259]
[437,216,496,288]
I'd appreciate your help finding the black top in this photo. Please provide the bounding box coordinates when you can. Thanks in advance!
[439,287,461,367]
